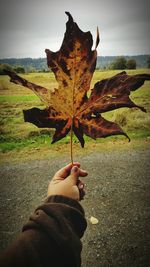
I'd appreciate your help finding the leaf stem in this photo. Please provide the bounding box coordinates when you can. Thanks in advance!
[70,120,73,165]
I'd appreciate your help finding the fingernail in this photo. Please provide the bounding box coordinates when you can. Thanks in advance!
[79,184,84,189]
[71,166,78,173]
[79,190,85,200]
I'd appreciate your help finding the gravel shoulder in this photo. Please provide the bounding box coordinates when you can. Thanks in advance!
[0,147,150,267]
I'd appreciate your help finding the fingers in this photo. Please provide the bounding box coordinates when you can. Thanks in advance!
[78,168,88,177]
[54,162,80,179]
[77,180,84,190]
[79,188,85,200]
[77,180,85,201]
[52,163,87,201]
[70,165,80,183]
[69,166,88,184]
[53,162,88,181]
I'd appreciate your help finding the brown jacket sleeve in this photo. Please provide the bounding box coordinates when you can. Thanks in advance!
[0,195,87,267]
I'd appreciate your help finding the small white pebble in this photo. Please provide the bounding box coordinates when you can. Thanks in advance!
[90,216,99,225]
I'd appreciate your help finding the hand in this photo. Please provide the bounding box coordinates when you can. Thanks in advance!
[47,162,88,201]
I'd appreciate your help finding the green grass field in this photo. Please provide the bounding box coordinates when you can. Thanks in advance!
[0,69,150,153]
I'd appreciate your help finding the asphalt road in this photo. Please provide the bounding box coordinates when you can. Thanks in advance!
[0,148,150,267]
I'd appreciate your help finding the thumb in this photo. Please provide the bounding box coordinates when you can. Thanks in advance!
[68,165,79,184]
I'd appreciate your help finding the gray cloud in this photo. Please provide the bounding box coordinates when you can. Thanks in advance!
[0,0,149,57]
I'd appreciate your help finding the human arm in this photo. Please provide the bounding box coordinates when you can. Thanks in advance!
[0,163,88,267]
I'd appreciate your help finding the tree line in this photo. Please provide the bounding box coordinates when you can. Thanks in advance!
[0,64,49,75]
[0,56,150,75]
[98,56,150,70]
[109,57,136,70]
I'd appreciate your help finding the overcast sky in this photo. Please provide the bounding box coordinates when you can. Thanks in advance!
[0,0,150,58]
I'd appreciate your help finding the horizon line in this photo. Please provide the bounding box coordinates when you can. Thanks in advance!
[0,54,150,60]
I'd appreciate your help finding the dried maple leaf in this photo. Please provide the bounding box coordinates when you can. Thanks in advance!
[6,12,150,161]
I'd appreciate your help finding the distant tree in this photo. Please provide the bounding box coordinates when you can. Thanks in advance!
[147,57,150,68]
[0,64,14,75]
[26,66,37,73]
[126,59,136,69]
[109,56,127,70]
[14,65,25,73]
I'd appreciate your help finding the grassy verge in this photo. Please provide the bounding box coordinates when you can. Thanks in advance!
[0,129,150,153]
[0,138,150,165]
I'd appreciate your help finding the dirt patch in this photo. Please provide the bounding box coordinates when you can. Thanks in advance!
[0,147,150,266]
